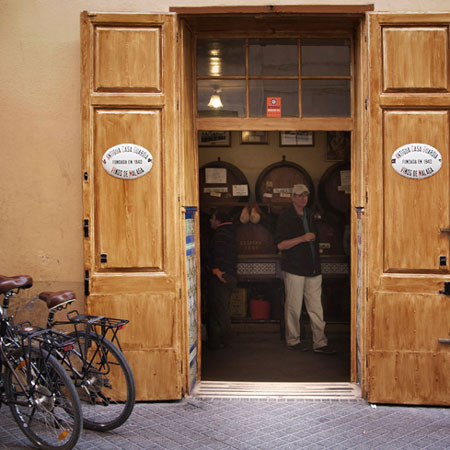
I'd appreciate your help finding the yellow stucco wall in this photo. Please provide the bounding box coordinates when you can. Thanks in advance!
[1,0,450,322]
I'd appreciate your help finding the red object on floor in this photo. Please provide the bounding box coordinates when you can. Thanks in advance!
[250,298,270,319]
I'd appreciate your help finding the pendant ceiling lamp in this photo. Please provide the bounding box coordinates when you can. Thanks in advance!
[208,93,223,109]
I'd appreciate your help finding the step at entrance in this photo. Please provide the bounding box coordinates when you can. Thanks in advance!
[191,381,361,400]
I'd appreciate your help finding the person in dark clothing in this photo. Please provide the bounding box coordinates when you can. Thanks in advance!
[206,208,237,350]
[275,184,336,354]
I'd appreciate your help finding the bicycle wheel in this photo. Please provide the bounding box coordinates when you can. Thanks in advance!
[68,332,135,431]
[5,346,82,450]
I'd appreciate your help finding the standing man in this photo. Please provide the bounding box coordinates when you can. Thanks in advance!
[206,208,237,350]
[275,184,335,354]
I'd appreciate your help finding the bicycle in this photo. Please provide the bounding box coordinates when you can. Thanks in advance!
[0,275,83,450]
[37,289,136,432]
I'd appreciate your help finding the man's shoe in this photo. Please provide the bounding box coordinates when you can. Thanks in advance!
[313,345,336,355]
[287,343,309,352]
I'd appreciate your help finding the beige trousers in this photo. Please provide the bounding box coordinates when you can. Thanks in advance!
[282,271,327,349]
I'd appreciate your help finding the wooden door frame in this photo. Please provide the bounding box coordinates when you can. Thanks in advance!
[353,13,369,396]
[176,11,370,396]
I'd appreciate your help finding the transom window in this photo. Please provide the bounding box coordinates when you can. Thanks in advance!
[197,38,351,119]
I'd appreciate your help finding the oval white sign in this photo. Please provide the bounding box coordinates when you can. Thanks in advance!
[102,143,153,180]
[391,143,442,179]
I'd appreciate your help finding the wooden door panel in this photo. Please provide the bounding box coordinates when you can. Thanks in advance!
[82,12,182,401]
[86,293,178,349]
[95,26,162,92]
[94,109,163,270]
[382,27,449,92]
[368,13,450,405]
[371,292,450,351]
[383,110,450,272]
[369,352,450,405]
[126,350,180,399]
[90,273,177,294]
[377,276,449,293]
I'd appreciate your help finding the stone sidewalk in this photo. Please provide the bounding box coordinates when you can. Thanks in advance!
[1,397,449,449]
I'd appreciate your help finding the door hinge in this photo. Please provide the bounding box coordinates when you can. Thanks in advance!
[177,100,179,111]
[366,287,369,302]
[365,98,368,110]
[180,360,183,374]
[176,32,179,43]
[83,219,89,238]
[439,280,450,295]
[179,288,182,299]
[366,355,368,368]
[84,270,90,297]
[366,191,369,204]
[364,33,367,43]
[83,172,88,181]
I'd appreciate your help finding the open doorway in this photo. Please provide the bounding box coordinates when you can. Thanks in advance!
[198,130,351,382]
[177,13,364,387]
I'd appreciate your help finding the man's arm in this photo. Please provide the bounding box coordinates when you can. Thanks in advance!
[277,233,315,251]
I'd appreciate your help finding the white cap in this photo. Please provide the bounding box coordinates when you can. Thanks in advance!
[292,184,310,195]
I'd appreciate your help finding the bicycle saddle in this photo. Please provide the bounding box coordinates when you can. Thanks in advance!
[0,275,33,294]
[39,291,76,310]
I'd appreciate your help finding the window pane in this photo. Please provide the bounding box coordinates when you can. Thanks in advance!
[197,80,246,117]
[197,39,245,77]
[302,80,350,117]
[249,80,298,117]
[249,38,298,76]
[301,39,351,76]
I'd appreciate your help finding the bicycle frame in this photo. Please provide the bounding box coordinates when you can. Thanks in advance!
[45,310,129,404]
[48,310,128,353]
[0,288,31,407]
[0,313,73,410]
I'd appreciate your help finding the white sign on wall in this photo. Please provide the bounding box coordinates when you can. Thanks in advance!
[391,143,442,179]
[205,168,227,184]
[232,185,249,197]
[102,143,153,180]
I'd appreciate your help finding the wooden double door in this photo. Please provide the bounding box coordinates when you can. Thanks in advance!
[81,11,450,404]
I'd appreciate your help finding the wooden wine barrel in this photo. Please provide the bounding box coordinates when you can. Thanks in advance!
[199,159,250,210]
[315,216,345,256]
[255,157,315,213]
[236,223,277,255]
[318,162,351,216]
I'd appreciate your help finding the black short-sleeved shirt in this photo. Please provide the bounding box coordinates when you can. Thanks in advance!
[275,205,321,277]
[207,223,237,277]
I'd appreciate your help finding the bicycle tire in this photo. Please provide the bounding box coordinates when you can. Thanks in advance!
[68,331,136,432]
[5,346,83,450]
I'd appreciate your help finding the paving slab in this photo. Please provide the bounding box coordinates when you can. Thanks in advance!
[0,398,449,449]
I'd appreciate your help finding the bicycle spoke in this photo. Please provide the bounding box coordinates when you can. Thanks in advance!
[67,332,135,431]
[6,348,82,449]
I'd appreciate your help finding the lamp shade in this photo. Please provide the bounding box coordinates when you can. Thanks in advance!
[208,94,223,109]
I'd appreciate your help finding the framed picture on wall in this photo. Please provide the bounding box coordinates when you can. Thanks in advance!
[240,131,268,144]
[198,131,231,147]
[280,131,314,147]
[326,131,350,161]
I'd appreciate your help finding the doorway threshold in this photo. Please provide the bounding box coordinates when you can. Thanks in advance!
[191,381,361,400]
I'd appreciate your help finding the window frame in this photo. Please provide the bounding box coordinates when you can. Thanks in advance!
[195,33,354,131]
